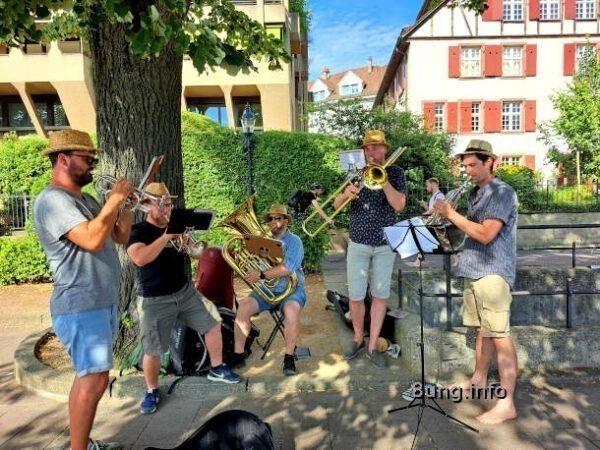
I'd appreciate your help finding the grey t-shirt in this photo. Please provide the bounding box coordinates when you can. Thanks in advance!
[455,178,518,288]
[33,186,121,316]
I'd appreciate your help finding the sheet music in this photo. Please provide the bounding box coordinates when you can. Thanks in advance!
[384,217,440,258]
[338,149,366,171]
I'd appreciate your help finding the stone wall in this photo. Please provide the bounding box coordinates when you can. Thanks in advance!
[518,212,600,248]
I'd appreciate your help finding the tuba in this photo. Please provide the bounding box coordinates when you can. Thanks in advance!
[424,179,472,253]
[218,196,298,306]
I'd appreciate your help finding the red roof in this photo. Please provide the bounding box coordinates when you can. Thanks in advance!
[309,65,387,101]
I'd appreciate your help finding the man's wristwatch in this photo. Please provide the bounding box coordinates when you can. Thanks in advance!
[260,271,266,280]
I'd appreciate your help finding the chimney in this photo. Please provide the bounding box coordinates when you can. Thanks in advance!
[322,66,330,80]
[368,57,373,73]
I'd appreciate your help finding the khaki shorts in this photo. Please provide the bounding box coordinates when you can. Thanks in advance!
[137,282,222,355]
[463,275,512,338]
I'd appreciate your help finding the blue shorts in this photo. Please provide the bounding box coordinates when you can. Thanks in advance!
[250,288,307,314]
[52,305,118,378]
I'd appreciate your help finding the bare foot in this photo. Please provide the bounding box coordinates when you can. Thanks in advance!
[476,399,517,425]
[447,378,485,391]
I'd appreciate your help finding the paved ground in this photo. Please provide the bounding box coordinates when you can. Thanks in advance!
[1,249,600,449]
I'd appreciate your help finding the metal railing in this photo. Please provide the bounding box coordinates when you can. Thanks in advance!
[0,194,33,233]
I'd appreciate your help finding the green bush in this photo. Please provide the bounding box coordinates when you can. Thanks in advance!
[496,165,543,211]
[0,133,51,195]
[0,233,51,285]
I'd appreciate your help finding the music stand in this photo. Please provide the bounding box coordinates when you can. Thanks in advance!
[384,220,478,447]
[166,208,215,234]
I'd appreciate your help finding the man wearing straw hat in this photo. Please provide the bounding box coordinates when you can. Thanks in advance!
[126,182,241,415]
[434,139,518,425]
[230,204,307,376]
[334,129,407,369]
[34,130,134,450]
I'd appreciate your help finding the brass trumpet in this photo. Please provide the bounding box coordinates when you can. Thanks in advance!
[302,146,407,238]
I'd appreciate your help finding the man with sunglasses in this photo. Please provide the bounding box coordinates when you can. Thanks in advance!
[34,129,134,450]
[126,182,241,415]
[230,204,306,376]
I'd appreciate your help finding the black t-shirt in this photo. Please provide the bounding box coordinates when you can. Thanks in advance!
[127,221,188,297]
[296,191,316,213]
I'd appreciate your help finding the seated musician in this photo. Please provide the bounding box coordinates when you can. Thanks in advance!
[229,204,307,376]
[126,182,241,416]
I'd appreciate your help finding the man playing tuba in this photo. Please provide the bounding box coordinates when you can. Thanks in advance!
[229,204,307,376]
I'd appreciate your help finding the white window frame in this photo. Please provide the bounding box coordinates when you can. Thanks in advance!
[501,155,524,166]
[503,0,523,21]
[503,46,523,77]
[460,47,482,77]
[434,103,445,132]
[502,101,522,132]
[340,83,361,96]
[576,0,596,19]
[471,102,481,132]
[540,0,560,20]
[313,90,327,102]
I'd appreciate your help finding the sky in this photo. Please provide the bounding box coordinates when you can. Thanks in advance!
[307,0,425,81]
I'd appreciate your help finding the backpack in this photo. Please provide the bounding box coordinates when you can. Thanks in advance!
[168,307,260,377]
[287,189,304,212]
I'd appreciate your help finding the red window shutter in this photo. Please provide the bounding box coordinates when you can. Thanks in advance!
[564,43,576,76]
[447,102,458,132]
[482,0,503,21]
[524,155,536,169]
[484,101,501,133]
[423,102,436,131]
[448,46,460,78]
[525,45,537,76]
[524,100,536,132]
[484,45,502,77]
[565,0,576,19]
[459,102,472,133]
[529,0,540,19]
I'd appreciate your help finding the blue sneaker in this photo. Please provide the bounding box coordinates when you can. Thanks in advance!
[140,388,160,415]
[207,364,242,384]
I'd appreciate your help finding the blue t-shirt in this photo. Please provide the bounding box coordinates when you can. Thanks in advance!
[455,178,518,287]
[33,186,121,316]
[349,165,407,246]
[272,230,306,296]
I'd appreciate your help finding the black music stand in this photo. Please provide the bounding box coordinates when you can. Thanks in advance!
[385,220,477,448]
[166,208,215,234]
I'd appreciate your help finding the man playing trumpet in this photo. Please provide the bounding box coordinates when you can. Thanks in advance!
[126,182,241,415]
[230,204,307,376]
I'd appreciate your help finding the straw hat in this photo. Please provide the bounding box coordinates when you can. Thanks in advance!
[144,182,177,199]
[455,139,498,160]
[42,130,101,156]
[262,204,293,222]
[360,130,391,150]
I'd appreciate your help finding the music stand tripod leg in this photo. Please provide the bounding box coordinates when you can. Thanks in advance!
[388,221,478,438]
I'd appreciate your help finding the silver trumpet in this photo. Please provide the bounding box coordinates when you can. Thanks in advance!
[94,173,168,213]
[169,227,207,257]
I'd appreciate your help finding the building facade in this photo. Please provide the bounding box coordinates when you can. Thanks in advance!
[0,0,308,137]
[375,0,599,180]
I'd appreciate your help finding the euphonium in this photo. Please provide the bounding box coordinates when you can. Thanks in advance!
[302,146,407,238]
[218,196,298,306]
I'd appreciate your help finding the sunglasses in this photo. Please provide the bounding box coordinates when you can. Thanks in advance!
[68,153,99,165]
[267,216,284,222]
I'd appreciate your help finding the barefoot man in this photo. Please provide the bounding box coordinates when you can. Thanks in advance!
[434,139,518,425]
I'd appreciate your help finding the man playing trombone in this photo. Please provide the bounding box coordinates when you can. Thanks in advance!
[334,130,407,369]
[229,204,307,376]
[126,182,241,415]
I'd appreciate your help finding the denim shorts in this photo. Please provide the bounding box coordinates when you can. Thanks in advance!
[347,241,397,301]
[52,305,118,378]
[250,287,307,314]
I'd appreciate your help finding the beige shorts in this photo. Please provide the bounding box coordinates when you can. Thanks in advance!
[463,275,512,338]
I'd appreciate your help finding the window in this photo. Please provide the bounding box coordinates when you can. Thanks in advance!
[503,46,523,76]
[186,101,229,127]
[340,83,361,95]
[460,47,481,77]
[503,0,523,21]
[502,101,522,131]
[312,90,327,102]
[471,102,481,132]
[540,0,560,20]
[0,95,68,133]
[575,43,596,71]
[434,103,444,132]
[501,156,523,166]
[576,0,596,19]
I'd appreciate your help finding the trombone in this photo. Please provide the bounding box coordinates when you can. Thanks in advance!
[168,227,207,257]
[301,146,407,238]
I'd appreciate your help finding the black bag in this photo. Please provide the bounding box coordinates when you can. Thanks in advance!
[168,307,260,376]
[287,189,304,211]
[144,409,274,450]
[326,290,395,342]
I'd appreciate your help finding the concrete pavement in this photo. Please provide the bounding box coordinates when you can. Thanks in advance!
[2,249,600,449]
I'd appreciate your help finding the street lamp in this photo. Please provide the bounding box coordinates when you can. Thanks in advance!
[241,103,256,195]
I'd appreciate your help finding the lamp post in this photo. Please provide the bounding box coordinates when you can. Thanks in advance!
[241,103,256,195]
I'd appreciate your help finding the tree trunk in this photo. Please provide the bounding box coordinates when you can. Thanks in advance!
[88,19,184,361]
